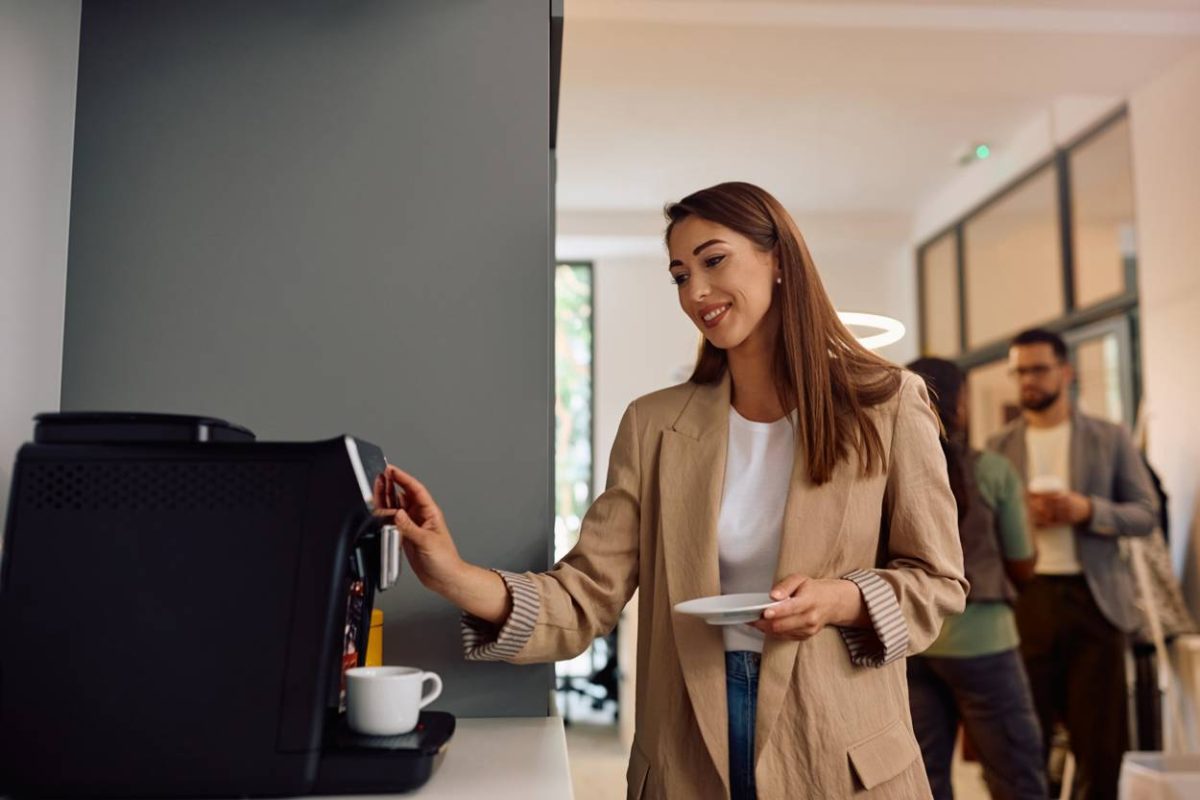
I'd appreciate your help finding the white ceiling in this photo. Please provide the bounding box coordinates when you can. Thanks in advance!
[556,0,1200,217]
[556,1,1200,359]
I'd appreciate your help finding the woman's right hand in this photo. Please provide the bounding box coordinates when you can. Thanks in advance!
[374,465,466,597]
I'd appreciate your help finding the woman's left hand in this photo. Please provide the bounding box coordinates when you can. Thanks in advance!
[749,574,867,640]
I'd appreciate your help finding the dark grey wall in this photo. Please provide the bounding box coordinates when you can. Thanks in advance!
[63,0,554,717]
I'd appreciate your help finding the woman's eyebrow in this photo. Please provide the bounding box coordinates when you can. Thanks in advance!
[668,239,728,269]
[692,238,726,255]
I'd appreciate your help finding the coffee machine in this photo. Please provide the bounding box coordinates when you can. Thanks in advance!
[0,412,454,797]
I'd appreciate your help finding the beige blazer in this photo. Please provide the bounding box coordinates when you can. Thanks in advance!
[467,371,966,798]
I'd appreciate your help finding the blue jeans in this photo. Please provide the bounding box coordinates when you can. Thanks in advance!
[907,648,1047,800]
[726,651,759,800]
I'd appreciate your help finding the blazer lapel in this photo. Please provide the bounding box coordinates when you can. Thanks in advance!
[754,449,854,764]
[1005,421,1029,483]
[1069,409,1092,495]
[659,375,731,791]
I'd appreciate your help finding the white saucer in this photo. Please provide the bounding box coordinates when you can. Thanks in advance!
[672,593,781,626]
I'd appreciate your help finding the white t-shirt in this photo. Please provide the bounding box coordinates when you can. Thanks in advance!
[717,406,795,652]
[1025,422,1082,575]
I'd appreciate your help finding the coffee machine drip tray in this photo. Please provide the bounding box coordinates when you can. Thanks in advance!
[313,711,456,794]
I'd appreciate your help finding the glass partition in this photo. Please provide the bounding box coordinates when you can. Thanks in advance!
[1068,316,1133,427]
[917,111,1141,453]
[968,358,1021,450]
[920,232,961,356]
[1070,117,1136,308]
[963,167,1064,348]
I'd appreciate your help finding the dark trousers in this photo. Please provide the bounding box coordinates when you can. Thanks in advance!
[1016,575,1129,800]
[908,649,1047,800]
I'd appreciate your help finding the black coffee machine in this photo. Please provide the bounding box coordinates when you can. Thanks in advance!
[0,412,454,797]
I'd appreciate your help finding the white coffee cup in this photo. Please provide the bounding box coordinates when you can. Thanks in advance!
[1028,475,1067,495]
[345,666,443,736]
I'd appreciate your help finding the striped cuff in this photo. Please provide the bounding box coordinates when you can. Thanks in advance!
[837,569,909,667]
[460,570,540,662]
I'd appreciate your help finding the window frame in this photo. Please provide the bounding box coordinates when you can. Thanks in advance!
[916,108,1140,399]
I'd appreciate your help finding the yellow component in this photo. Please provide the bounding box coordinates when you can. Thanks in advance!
[366,608,384,666]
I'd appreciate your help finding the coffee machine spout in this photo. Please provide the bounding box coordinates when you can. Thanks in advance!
[378,524,401,591]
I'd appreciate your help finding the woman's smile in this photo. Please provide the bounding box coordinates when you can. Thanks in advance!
[700,302,732,328]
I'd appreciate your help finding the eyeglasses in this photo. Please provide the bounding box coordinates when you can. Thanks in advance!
[1008,364,1059,379]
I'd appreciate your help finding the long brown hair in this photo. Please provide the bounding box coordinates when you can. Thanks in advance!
[906,357,969,522]
[665,182,901,485]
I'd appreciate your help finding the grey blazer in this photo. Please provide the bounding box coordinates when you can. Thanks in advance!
[987,409,1159,632]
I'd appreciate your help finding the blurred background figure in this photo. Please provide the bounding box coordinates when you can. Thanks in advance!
[989,329,1159,800]
[906,357,1045,800]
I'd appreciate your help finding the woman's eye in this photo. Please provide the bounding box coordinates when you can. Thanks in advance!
[705,255,725,268]
[670,273,688,286]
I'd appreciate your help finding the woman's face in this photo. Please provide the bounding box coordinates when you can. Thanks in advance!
[667,215,781,353]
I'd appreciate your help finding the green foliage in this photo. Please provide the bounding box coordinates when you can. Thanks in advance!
[554,263,593,560]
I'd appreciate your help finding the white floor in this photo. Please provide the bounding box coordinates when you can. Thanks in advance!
[564,721,992,799]
[565,722,629,800]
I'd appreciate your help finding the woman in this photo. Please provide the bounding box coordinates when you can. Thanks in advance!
[904,357,1045,800]
[379,183,966,799]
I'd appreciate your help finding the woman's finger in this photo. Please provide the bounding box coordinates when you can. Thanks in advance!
[379,472,398,510]
[393,509,434,544]
[386,465,440,517]
[749,617,817,639]
[769,573,808,601]
[769,613,820,636]
[386,465,432,503]
[770,612,818,634]
[763,593,811,620]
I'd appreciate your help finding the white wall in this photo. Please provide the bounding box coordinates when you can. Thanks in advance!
[1129,48,1200,608]
[591,254,698,484]
[0,1,80,529]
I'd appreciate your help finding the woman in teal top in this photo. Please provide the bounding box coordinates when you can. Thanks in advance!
[906,358,1045,800]
[922,449,1032,658]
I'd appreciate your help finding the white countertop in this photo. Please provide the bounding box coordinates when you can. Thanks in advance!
[323,716,575,800]
[0,717,574,800]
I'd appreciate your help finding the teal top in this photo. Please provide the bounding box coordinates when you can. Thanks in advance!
[922,450,1034,658]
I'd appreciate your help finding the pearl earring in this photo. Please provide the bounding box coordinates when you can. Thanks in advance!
[776,277,782,284]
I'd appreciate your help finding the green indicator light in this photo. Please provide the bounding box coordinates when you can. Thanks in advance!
[975,144,991,159]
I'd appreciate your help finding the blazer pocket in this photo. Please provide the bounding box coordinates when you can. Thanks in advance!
[847,719,921,791]
[626,742,651,800]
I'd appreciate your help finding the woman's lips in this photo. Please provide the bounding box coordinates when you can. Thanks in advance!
[701,304,731,329]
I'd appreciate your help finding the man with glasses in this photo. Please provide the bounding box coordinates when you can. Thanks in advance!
[988,328,1157,800]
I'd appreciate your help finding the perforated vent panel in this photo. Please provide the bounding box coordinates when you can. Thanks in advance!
[21,461,294,512]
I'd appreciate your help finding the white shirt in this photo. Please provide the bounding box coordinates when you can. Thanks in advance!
[717,406,795,652]
[1025,422,1082,575]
